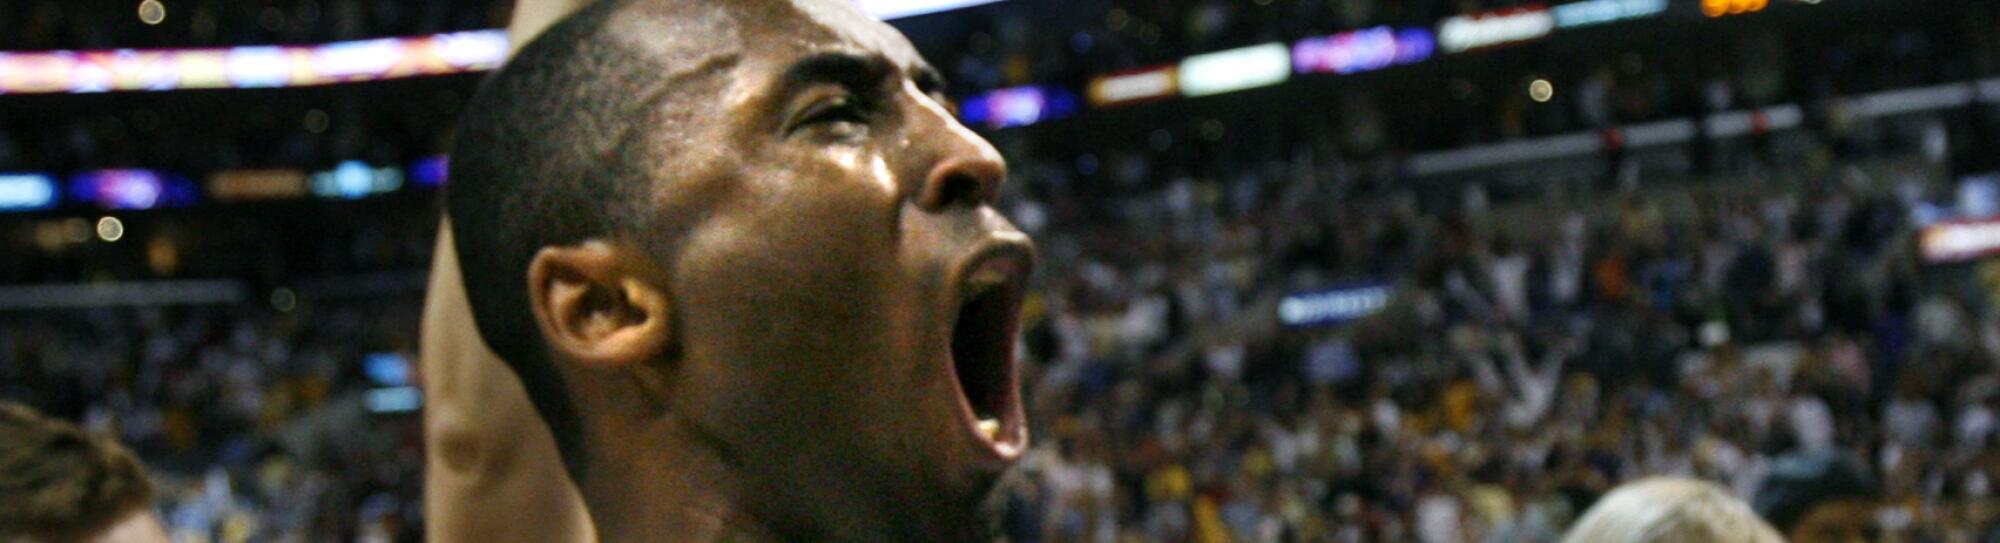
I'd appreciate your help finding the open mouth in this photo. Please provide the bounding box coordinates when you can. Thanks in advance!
[947,245,1030,458]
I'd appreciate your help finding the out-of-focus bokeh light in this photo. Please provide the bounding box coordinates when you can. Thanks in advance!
[1703,0,1770,18]
[303,110,330,134]
[270,288,297,312]
[1529,78,1555,102]
[137,0,165,25]
[95,216,124,242]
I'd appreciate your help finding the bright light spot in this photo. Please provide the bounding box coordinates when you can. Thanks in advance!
[1529,78,1555,103]
[1702,0,1769,17]
[138,0,166,25]
[96,217,125,242]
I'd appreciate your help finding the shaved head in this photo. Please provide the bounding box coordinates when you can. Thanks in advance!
[448,0,1029,540]
[450,0,744,473]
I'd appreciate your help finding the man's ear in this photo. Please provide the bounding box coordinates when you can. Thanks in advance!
[526,241,672,369]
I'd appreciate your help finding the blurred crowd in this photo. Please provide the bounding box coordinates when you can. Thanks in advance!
[6,113,1993,542]
[0,301,425,541]
[990,121,2000,541]
[7,1,2000,542]
[0,78,469,177]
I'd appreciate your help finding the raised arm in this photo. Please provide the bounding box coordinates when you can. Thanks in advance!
[421,2,598,541]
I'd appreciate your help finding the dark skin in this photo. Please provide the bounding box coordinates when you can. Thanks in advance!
[520,1,1032,541]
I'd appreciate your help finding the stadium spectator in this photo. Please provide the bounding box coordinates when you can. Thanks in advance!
[1753,452,1881,543]
[0,400,169,543]
[1558,477,1783,543]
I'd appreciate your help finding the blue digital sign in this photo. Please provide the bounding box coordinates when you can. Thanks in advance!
[0,173,59,212]
[69,169,199,210]
[1293,27,1435,75]
[960,85,1081,129]
[311,160,405,199]
[410,155,449,188]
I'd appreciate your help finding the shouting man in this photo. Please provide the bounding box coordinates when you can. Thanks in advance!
[444,0,1034,540]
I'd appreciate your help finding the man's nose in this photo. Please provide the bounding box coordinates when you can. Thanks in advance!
[914,102,1007,212]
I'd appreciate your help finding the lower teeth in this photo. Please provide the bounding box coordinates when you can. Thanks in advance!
[977,418,1000,441]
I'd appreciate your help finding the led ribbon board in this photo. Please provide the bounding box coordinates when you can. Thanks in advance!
[1437,5,1555,53]
[206,169,308,201]
[311,160,405,200]
[1088,66,1179,107]
[1178,43,1291,98]
[69,169,198,210]
[0,30,508,95]
[857,0,1007,19]
[1921,219,2000,263]
[960,85,1080,129]
[1293,27,1435,75]
[1552,0,1669,28]
[0,173,58,212]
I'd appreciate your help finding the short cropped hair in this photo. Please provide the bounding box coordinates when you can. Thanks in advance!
[447,0,658,476]
[0,401,156,542]
[1560,478,1785,543]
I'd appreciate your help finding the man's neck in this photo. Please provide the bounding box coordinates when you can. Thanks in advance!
[575,416,791,543]
[589,497,786,543]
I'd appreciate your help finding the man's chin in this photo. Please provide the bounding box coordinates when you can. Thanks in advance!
[887,484,1008,543]
[879,454,1014,542]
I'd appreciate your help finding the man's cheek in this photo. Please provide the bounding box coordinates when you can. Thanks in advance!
[774,184,902,260]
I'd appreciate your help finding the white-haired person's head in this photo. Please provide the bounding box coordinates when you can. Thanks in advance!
[1559,477,1785,543]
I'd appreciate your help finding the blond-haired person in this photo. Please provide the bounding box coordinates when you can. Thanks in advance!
[1560,478,1786,543]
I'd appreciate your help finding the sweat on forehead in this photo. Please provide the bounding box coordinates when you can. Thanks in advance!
[444,0,933,473]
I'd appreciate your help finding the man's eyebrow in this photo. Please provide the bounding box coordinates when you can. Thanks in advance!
[779,51,897,97]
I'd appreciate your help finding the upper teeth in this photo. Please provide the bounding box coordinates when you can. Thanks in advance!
[978,418,1001,441]
[966,267,1007,296]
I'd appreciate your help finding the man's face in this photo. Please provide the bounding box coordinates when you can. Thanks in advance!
[613,0,1031,537]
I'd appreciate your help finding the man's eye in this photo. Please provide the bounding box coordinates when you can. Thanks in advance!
[799,97,870,138]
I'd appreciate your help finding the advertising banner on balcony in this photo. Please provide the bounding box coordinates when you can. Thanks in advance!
[1293,27,1435,75]
[1552,0,1669,28]
[855,0,1006,19]
[960,85,1080,129]
[1438,5,1555,53]
[207,169,308,201]
[1921,219,2000,264]
[1179,43,1291,98]
[0,30,508,95]
[69,169,200,210]
[311,161,406,200]
[1088,65,1178,107]
[0,173,59,212]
